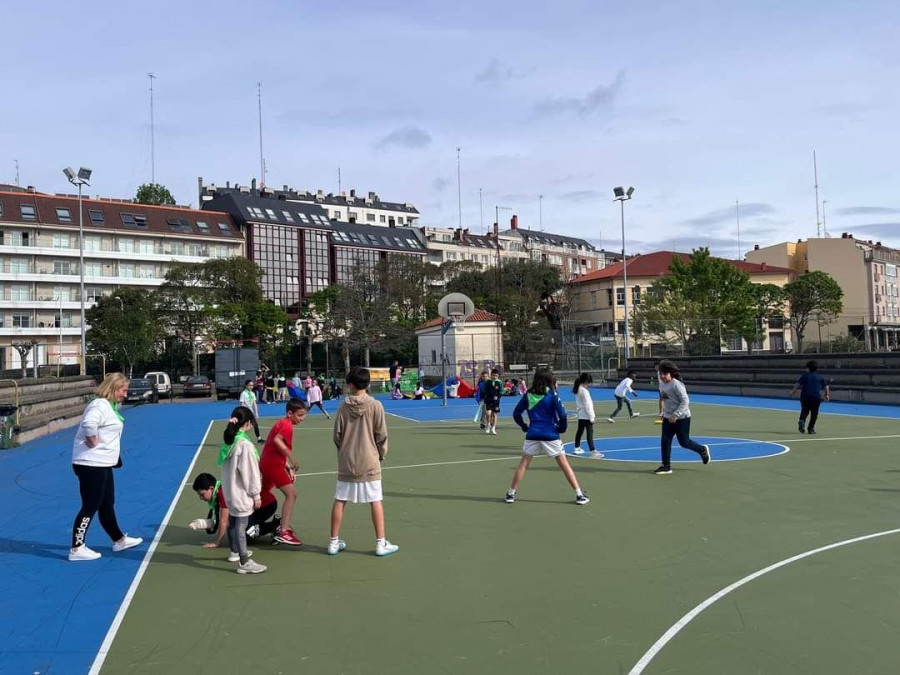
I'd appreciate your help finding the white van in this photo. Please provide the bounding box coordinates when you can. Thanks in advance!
[144,372,172,398]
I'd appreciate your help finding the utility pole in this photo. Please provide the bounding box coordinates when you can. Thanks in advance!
[822,200,828,237]
[338,167,342,193]
[257,82,266,187]
[14,159,19,186]
[735,200,741,260]
[813,150,821,238]
[148,73,157,184]
[456,147,462,231]
[479,187,484,235]
[539,194,544,231]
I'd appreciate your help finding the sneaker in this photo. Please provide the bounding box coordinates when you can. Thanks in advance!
[257,437,264,443]
[245,524,260,539]
[590,451,605,459]
[375,540,399,557]
[504,490,516,504]
[227,550,253,563]
[631,412,641,418]
[273,528,303,546]
[574,447,586,455]
[575,493,591,506]
[484,427,491,434]
[236,559,267,574]
[607,417,615,424]
[798,421,805,433]
[490,428,498,435]
[479,423,486,430]
[112,535,143,552]
[327,539,347,555]
[807,428,817,435]
[69,545,101,561]
[653,465,673,475]
[701,445,712,465]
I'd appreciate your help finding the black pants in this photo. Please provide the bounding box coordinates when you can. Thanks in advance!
[574,419,595,451]
[248,411,260,439]
[799,398,822,430]
[309,401,329,415]
[249,501,279,538]
[610,395,633,419]
[71,464,124,548]
[660,417,705,467]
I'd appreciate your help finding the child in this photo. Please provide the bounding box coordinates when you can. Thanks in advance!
[414,382,425,400]
[654,360,711,475]
[390,382,405,400]
[789,360,830,434]
[473,371,488,429]
[608,370,640,423]
[190,472,280,553]
[572,373,601,456]
[328,367,399,557]
[482,368,503,435]
[219,407,267,574]
[239,379,264,443]
[260,398,307,546]
[307,379,332,418]
[506,368,590,505]
[517,379,527,395]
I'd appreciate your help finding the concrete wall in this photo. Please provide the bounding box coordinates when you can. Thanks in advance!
[417,322,504,378]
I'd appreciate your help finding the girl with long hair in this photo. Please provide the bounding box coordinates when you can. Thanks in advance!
[654,360,711,475]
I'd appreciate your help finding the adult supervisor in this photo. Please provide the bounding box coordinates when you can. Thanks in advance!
[69,372,143,561]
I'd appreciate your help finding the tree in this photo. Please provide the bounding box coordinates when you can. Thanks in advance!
[734,283,785,354]
[154,263,212,374]
[86,288,162,376]
[135,183,176,206]
[783,271,843,352]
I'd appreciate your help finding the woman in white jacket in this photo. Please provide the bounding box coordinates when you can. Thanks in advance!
[572,373,601,456]
[69,373,143,561]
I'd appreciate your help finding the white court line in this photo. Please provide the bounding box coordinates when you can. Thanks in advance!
[385,412,421,423]
[88,420,214,675]
[628,527,900,675]
[695,399,900,422]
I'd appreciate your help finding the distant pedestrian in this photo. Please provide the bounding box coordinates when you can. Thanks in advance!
[789,360,830,435]
[608,370,640,423]
[654,360,711,475]
[572,373,600,456]
[307,380,331,418]
[239,379,263,443]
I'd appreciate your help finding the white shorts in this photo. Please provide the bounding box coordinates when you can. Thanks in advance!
[523,439,564,457]
[334,479,383,503]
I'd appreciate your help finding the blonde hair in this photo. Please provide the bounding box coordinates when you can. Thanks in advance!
[97,372,129,401]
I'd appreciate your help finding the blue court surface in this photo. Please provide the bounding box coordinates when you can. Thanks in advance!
[1,389,899,674]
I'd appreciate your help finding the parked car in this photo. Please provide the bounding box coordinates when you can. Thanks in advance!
[183,375,213,398]
[144,372,172,398]
[126,378,159,404]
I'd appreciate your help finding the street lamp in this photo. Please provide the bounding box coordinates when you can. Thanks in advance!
[613,186,634,366]
[63,166,92,375]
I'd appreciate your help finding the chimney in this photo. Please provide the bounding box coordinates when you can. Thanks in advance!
[251,178,257,193]
[226,181,231,188]
[197,176,203,203]
[493,222,499,237]
[877,241,882,246]
[350,189,356,199]
[754,244,760,250]
[511,215,518,230]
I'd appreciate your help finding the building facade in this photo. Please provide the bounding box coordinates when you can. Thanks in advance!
[422,226,529,269]
[746,234,900,350]
[415,310,504,379]
[0,188,242,370]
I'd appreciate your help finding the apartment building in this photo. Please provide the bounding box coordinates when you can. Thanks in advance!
[0,188,242,370]
[499,215,611,279]
[746,234,900,350]
[199,180,420,228]
[567,250,795,353]
[422,226,529,269]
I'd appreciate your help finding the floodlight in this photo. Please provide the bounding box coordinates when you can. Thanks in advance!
[626,186,634,198]
[63,167,76,181]
[77,167,92,182]
[613,186,624,198]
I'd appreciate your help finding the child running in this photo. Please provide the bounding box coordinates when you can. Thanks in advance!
[260,398,307,546]
[328,367,399,557]
[608,370,640,423]
[789,360,830,434]
[505,368,590,505]
[307,379,332,418]
[482,368,503,435]
[654,360,711,475]
[219,407,266,574]
[572,373,601,456]
[239,379,264,443]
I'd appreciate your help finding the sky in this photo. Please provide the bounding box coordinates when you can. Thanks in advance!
[3,0,900,258]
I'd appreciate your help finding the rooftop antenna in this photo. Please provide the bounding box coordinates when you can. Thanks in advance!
[338,167,342,194]
[14,159,19,186]
[539,194,544,231]
[148,73,157,183]
[813,150,821,238]
[735,199,741,260]
[257,82,266,187]
[479,187,484,235]
[456,147,462,231]
[822,200,829,237]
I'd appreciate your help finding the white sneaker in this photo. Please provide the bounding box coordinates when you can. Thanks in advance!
[112,535,143,552]
[69,545,101,561]
[631,412,642,418]
[490,427,498,435]
[375,540,399,557]
[484,427,491,434]
[236,559,267,574]
[245,524,260,539]
[327,539,347,555]
[574,447,586,454]
[227,550,253,563]
[607,417,615,424]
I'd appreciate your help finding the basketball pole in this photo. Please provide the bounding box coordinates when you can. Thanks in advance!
[441,319,452,407]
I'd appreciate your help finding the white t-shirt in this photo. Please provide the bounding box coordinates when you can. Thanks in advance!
[575,386,595,422]
[72,398,124,467]
[614,377,635,398]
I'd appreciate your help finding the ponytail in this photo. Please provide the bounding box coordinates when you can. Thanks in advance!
[571,372,593,394]
[224,406,253,445]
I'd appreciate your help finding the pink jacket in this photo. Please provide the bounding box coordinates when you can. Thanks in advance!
[308,384,322,404]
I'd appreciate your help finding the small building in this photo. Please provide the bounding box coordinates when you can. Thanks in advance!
[415,310,504,382]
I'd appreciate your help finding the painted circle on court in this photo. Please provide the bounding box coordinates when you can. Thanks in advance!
[564,435,789,462]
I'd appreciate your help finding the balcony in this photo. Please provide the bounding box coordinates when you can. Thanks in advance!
[0,326,82,337]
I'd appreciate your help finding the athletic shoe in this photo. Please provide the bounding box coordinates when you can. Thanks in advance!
[575,493,591,506]
[112,535,143,552]
[327,539,347,555]
[574,447,586,455]
[68,545,101,561]
[479,423,486,430]
[701,445,712,465]
[798,421,805,433]
[490,428,498,435]
[653,465,673,475]
[227,550,253,563]
[631,412,641,418]
[504,490,516,503]
[590,451,605,459]
[257,437,264,443]
[236,559,267,574]
[807,428,817,435]
[484,427,491,434]
[375,540,399,557]
[607,417,615,424]
[245,524,260,539]
[273,528,303,546]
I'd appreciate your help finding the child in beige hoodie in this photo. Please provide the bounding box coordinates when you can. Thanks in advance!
[328,367,399,557]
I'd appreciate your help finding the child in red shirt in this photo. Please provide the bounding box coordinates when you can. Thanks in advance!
[260,398,307,545]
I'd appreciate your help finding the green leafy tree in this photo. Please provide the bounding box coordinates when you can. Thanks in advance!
[783,270,844,352]
[734,283,786,354]
[154,263,212,373]
[135,183,176,206]
[86,288,162,376]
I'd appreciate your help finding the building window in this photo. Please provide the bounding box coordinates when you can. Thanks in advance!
[632,285,641,305]
[282,211,294,223]
[84,262,103,276]
[303,230,330,294]
[379,215,386,223]
[118,238,134,253]
[53,233,70,248]
[84,236,101,252]
[12,313,31,327]
[196,221,210,232]
[431,349,437,364]
[20,205,36,220]
[56,207,72,222]
[10,285,31,301]
[53,260,75,275]
[616,320,625,334]
[606,289,613,306]
[217,223,231,235]
[53,285,70,301]
[590,291,597,308]
[119,263,135,278]
[616,287,625,306]
[89,209,105,224]
[726,336,743,351]
[10,258,30,273]
[136,239,155,255]
[348,211,358,222]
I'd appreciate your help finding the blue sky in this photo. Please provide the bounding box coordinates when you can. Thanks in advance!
[3,0,900,257]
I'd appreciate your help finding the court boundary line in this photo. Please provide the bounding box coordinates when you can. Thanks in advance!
[627,527,900,675]
[564,436,790,463]
[693,399,900,422]
[88,420,214,675]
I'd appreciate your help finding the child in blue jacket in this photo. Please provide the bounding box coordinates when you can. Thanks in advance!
[505,368,590,506]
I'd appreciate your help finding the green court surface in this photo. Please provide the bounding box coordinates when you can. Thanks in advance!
[99,400,900,674]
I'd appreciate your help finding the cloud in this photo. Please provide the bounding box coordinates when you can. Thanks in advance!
[681,203,776,228]
[834,206,900,216]
[374,125,432,150]
[279,106,411,127]
[559,190,603,202]
[432,177,451,192]
[630,235,745,257]
[533,70,626,117]
[845,223,900,238]
[474,58,526,85]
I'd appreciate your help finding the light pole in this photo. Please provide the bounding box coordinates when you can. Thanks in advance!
[613,186,634,366]
[63,166,92,375]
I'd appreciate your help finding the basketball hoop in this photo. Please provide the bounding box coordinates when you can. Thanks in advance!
[449,312,467,333]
